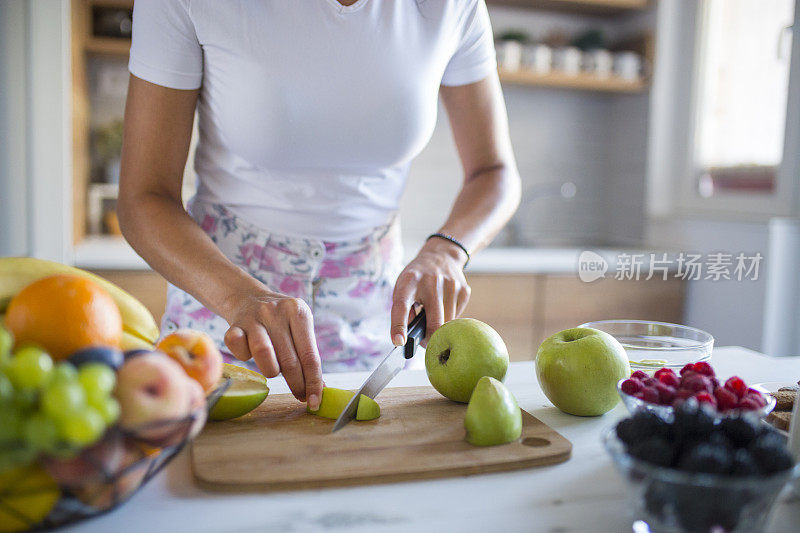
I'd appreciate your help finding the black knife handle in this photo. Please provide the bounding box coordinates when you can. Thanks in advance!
[404,309,427,359]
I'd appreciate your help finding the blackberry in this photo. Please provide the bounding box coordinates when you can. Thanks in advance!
[675,487,717,531]
[730,448,759,476]
[672,401,715,443]
[719,416,758,447]
[630,436,676,467]
[616,412,670,447]
[678,443,733,474]
[749,433,794,474]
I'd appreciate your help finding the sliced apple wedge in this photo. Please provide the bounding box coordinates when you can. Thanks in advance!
[209,364,269,421]
[307,387,380,421]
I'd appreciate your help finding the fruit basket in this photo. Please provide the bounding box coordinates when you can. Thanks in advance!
[0,381,228,532]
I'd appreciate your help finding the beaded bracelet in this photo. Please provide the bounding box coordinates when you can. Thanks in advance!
[426,233,470,269]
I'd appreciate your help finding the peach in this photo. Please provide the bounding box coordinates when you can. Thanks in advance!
[185,378,208,439]
[43,432,126,488]
[115,352,194,446]
[156,330,223,393]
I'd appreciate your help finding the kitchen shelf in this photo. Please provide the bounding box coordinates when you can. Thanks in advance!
[85,36,130,56]
[498,68,648,93]
[487,0,648,16]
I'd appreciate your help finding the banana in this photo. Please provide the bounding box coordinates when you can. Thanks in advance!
[121,330,155,351]
[0,257,159,343]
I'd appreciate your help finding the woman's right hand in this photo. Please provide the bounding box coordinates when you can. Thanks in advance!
[220,290,323,411]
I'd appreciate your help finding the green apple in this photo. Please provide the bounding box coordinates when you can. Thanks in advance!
[535,327,630,416]
[307,387,380,421]
[425,318,509,403]
[464,376,522,446]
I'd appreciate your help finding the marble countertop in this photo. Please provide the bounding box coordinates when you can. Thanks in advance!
[64,347,799,533]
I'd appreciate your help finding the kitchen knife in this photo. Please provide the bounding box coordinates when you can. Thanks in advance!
[331,309,427,433]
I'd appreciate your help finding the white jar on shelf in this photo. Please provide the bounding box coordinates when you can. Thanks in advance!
[496,40,523,71]
[583,49,613,78]
[613,51,642,80]
[522,44,552,74]
[553,46,582,76]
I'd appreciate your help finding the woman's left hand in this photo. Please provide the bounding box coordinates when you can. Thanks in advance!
[390,237,471,346]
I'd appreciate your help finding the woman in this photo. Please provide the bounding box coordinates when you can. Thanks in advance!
[118,0,521,412]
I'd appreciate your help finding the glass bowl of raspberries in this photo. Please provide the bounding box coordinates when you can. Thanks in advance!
[617,362,776,419]
[604,404,799,532]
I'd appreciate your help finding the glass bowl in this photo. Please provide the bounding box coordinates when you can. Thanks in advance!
[580,320,714,370]
[617,379,776,420]
[602,427,800,532]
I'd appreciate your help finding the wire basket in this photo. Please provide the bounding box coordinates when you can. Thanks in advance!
[0,380,229,531]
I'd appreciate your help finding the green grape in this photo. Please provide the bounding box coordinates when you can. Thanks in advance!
[0,325,12,366]
[12,387,37,412]
[0,447,37,473]
[48,362,79,385]
[90,395,120,425]
[0,372,13,404]
[59,407,105,447]
[0,408,23,444]
[78,363,116,396]
[23,412,60,453]
[7,345,53,390]
[41,381,86,418]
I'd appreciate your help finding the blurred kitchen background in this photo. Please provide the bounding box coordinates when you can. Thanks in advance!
[1,0,799,359]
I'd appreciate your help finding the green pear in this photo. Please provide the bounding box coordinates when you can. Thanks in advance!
[535,327,630,416]
[464,376,522,446]
[425,318,509,403]
[306,387,380,421]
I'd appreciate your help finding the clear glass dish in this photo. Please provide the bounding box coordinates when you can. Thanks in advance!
[602,427,800,532]
[616,379,776,420]
[579,320,714,370]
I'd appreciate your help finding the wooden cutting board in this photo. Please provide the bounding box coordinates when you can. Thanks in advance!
[191,386,571,492]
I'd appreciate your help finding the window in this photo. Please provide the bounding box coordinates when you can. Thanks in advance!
[692,0,795,199]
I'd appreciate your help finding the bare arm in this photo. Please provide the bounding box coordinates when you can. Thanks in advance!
[390,75,522,343]
[117,75,322,409]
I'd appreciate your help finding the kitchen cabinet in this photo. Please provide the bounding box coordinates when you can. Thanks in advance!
[90,269,684,361]
[464,273,685,361]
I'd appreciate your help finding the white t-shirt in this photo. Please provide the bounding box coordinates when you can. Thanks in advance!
[129,0,497,241]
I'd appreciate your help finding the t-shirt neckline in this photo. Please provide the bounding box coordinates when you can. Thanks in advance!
[324,0,371,14]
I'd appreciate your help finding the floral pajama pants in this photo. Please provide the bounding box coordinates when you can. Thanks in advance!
[161,200,404,373]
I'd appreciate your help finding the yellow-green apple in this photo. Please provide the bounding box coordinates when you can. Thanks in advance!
[156,329,223,393]
[464,376,522,446]
[425,318,509,403]
[115,352,194,445]
[535,327,630,416]
[307,387,380,421]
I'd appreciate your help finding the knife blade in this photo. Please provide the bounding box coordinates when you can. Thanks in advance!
[331,309,427,433]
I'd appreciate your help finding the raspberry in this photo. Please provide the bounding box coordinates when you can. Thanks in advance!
[643,377,658,387]
[745,388,767,407]
[681,373,713,394]
[641,387,660,404]
[680,363,696,376]
[634,391,645,400]
[724,376,748,398]
[631,370,649,380]
[692,361,715,377]
[737,397,762,411]
[621,378,643,395]
[694,391,717,408]
[714,387,739,411]
[654,367,675,379]
[657,371,681,388]
[654,382,676,404]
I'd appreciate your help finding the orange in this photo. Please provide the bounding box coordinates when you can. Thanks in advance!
[5,274,122,360]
